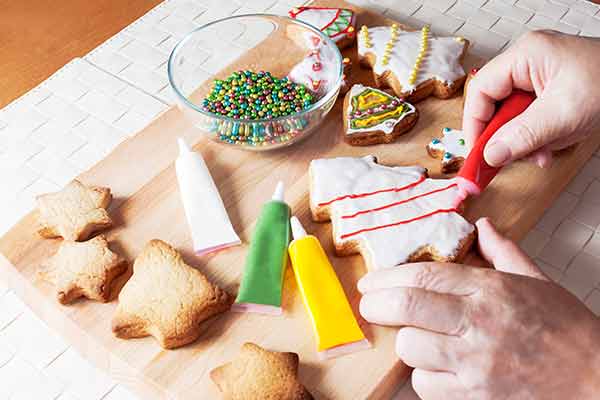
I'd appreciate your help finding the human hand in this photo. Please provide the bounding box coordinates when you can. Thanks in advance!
[358,218,600,399]
[463,31,600,168]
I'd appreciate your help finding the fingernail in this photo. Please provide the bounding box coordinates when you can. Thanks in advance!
[485,141,511,166]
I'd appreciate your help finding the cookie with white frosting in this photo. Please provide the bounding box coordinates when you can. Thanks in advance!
[427,127,469,173]
[357,24,469,102]
[342,84,418,146]
[309,155,475,270]
[288,6,356,49]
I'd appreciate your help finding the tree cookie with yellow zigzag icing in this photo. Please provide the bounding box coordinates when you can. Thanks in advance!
[343,84,418,146]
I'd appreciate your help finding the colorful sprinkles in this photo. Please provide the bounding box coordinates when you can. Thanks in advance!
[202,70,314,120]
[200,70,317,147]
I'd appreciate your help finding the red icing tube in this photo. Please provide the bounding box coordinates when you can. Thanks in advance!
[454,89,536,207]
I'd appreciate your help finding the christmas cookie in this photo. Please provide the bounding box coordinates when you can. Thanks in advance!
[288,6,356,49]
[357,24,469,103]
[309,156,475,270]
[36,180,112,241]
[343,84,418,146]
[427,127,469,173]
[112,239,231,349]
[288,42,342,96]
[211,342,314,400]
[39,235,126,305]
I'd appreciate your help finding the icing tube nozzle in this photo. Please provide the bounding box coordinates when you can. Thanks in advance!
[288,216,370,359]
[233,181,291,315]
[174,137,241,255]
[272,180,285,202]
[290,216,307,240]
[454,89,536,208]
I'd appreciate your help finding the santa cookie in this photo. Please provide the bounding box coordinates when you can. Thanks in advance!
[36,180,113,241]
[112,239,231,349]
[343,84,418,146]
[211,342,314,400]
[358,24,469,103]
[288,6,356,49]
[427,127,469,173]
[39,235,126,305]
[309,156,475,270]
[288,43,347,96]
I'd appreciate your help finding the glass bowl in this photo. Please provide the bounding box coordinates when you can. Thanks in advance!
[168,14,344,151]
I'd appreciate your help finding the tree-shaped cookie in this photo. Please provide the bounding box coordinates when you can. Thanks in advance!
[358,24,469,103]
[288,6,356,49]
[309,156,474,270]
[343,84,418,145]
[427,127,469,173]
[211,342,314,400]
[36,180,113,241]
[39,235,126,304]
[112,239,231,349]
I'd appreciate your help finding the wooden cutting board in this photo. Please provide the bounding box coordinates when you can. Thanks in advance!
[1,1,598,399]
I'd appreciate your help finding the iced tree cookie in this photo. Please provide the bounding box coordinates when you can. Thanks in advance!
[309,156,475,270]
[211,342,314,400]
[427,127,469,173]
[112,239,231,349]
[36,180,112,241]
[358,24,469,103]
[39,235,126,305]
[288,6,356,49]
[343,84,418,146]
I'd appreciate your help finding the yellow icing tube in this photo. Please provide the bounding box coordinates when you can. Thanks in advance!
[288,216,370,359]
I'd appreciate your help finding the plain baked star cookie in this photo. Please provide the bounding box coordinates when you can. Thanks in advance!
[36,180,113,241]
[39,235,126,305]
[112,239,231,349]
[343,84,418,146]
[309,156,475,270]
[211,342,314,400]
[357,24,469,103]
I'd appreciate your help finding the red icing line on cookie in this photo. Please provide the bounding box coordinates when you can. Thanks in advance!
[341,183,457,219]
[340,208,459,239]
[320,8,342,33]
[317,175,427,207]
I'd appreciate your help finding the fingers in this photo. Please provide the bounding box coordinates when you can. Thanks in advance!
[462,44,534,147]
[360,287,469,335]
[476,218,547,280]
[357,263,480,295]
[483,95,568,166]
[525,147,553,168]
[412,369,465,400]
[396,327,461,372]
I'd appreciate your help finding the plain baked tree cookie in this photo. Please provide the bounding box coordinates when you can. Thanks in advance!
[36,179,113,241]
[39,235,126,305]
[111,239,231,349]
[210,342,314,400]
[309,155,475,270]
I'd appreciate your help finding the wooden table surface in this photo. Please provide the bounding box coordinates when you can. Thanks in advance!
[0,0,162,108]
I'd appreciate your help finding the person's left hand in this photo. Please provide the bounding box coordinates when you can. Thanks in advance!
[358,218,600,399]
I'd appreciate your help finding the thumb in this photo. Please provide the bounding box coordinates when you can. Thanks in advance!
[483,96,567,167]
[475,218,548,280]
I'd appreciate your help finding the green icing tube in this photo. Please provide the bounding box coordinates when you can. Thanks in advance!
[232,181,290,315]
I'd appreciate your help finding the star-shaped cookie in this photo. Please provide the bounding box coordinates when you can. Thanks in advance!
[357,24,469,102]
[211,342,314,400]
[39,235,127,305]
[36,180,113,241]
[112,239,231,349]
[427,127,469,173]
[309,156,475,270]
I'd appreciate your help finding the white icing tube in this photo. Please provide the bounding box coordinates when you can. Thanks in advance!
[175,138,241,255]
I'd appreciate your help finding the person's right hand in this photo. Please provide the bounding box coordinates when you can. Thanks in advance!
[463,31,600,168]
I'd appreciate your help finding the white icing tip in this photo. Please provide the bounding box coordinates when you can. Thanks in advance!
[177,137,190,154]
[272,181,285,202]
[290,216,307,240]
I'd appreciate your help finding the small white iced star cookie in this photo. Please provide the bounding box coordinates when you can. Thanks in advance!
[427,127,469,173]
